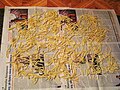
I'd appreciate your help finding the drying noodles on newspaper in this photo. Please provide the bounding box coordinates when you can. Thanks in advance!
[0,7,120,90]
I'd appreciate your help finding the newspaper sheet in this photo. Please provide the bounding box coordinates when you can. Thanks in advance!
[0,6,120,90]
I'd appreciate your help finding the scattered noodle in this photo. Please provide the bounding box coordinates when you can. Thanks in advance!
[7,10,119,84]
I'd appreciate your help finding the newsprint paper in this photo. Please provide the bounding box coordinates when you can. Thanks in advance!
[0,6,120,90]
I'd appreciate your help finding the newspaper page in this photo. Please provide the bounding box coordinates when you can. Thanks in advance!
[0,6,120,90]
